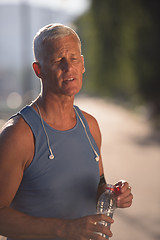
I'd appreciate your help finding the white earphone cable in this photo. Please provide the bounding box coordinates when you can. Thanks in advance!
[35,103,54,159]
[73,106,99,162]
[34,103,99,162]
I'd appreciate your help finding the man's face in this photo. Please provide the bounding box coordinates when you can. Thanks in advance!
[40,34,85,97]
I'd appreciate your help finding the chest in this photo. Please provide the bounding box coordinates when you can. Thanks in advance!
[22,127,100,194]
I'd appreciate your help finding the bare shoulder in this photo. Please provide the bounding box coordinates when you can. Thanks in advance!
[0,114,34,169]
[1,114,33,145]
[0,114,34,207]
[81,110,102,149]
[1,114,27,135]
[81,110,100,130]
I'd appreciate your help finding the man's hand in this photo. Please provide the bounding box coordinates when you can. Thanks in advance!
[115,180,133,208]
[62,214,114,240]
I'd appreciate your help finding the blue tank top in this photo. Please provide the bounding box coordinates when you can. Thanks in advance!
[11,105,100,237]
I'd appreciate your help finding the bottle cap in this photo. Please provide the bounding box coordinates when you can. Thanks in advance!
[114,185,121,196]
[114,181,124,196]
[106,184,121,196]
[106,184,115,192]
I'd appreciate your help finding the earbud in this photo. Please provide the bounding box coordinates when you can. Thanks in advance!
[49,147,54,160]
[49,148,54,160]
[95,156,99,162]
[94,150,99,162]
[49,154,54,160]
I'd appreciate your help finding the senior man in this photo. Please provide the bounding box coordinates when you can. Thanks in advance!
[0,24,133,240]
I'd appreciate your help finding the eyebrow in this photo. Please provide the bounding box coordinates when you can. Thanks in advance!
[52,51,79,60]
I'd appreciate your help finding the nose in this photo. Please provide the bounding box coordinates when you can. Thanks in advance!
[61,58,72,72]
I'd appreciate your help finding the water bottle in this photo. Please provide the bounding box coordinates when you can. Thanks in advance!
[97,183,121,239]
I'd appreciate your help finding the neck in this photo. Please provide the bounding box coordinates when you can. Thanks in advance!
[38,92,74,112]
[33,92,76,130]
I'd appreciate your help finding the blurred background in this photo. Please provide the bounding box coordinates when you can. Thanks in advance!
[0,0,160,240]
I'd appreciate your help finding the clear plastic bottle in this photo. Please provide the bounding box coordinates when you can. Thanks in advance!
[97,184,121,239]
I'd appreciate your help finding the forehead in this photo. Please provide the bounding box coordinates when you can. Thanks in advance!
[43,34,81,57]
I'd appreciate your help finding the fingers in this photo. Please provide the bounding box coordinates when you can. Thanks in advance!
[121,181,131,193]
[64,215,114,240]
[96,221,113,238]
[116,181,133,208]
[89,215,114,239]
[90,225,113,239]
[117,194,133,208]
[92,214,114,224]
[78,215,113,240]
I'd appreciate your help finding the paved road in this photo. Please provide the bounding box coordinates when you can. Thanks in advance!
[1,96,160,240]
[75,96,160,240]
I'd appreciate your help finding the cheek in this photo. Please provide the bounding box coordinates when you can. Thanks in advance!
[43,66,57,78]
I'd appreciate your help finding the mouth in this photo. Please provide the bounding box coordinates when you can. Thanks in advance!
[63,77,75,82]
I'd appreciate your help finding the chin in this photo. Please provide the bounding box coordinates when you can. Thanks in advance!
[64,87,81,97]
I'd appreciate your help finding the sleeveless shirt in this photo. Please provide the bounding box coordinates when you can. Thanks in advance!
[10,105,100,239]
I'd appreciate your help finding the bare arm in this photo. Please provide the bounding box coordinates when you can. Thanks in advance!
[82,111,107,200]
[0,117,66,239]
[83,111,133,208]
[0,116,113,240]
[0,207,65,239]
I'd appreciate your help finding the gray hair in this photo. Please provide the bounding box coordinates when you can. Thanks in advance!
[33,23,81,63]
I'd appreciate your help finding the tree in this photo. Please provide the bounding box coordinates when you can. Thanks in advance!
[76,0,160,119]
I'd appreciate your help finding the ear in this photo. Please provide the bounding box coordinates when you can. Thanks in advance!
[32,62,41,78]
[81,55,85,73]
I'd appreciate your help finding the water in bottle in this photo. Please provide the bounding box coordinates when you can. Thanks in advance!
[97,184,121,239]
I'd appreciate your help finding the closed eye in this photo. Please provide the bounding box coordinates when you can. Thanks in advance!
[51,58,62,64]
[71,56,80,62]
[54,59,61,63]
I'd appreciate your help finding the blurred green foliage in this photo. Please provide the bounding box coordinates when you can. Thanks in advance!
[76,0,160,117]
